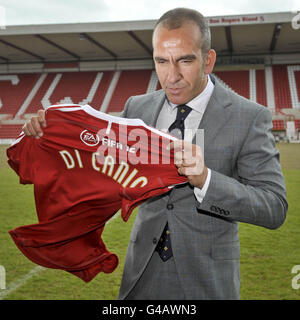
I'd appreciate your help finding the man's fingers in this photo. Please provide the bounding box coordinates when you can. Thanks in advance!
[174,151,183,166]
[178,165,201,176]
[22,123,30,136]
[168,140,195,155]
[31,117,44,137]
[37,110,46,127]
[175,161,197,170]
[23,121,36,137]
[22,111,45,138]
[167,140,184,151]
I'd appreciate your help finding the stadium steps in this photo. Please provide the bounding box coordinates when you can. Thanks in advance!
[42,73,62,109]
[0,74,40,116]
[213,70,250,99]
[78,72,103,105]
[249,69,257,102]
[287,65,300,109]
[15,74,47,117]
[26,73,57,113]
[100,71,121,113]
[265,66,276,109]
[106,69,152,113]
[45,72,102,107]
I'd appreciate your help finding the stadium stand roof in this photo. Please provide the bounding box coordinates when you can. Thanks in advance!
[0,11,299,73]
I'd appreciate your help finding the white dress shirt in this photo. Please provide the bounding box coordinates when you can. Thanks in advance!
[155,75,214,203]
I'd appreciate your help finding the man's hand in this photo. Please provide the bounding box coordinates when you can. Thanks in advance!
[168,140,208,189]
[22,110,46,138]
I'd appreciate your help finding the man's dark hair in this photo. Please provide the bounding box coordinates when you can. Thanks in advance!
[154,7,211,55]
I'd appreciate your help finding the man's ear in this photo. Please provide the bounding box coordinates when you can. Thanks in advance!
[204,49,216,75]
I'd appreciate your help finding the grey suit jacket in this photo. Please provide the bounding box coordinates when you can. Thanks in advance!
[118,75,288,300]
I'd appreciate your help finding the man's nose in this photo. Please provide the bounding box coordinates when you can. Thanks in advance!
[167,64,181,83]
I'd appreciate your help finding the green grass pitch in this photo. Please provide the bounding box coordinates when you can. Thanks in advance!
[0,143,299,300]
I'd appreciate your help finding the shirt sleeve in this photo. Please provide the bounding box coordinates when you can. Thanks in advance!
[193,168,211,203]
[6,134,35,184]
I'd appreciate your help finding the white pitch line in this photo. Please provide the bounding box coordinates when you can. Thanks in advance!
[0,266,45,300]
[0,210,121,299]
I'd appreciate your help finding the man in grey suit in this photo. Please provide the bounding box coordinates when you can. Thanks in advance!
[117,8,288,300]
[23,8,287,300]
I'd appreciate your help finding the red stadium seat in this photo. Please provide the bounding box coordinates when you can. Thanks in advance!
[0,124,24,139]
[272,65,293,109]
[213,70,250,99]
[272,119,285,131]
[106,70,152,113]
[295,119,300,130]
[255,69,267,106]
[0,74,40,116]
[294,70,300,107]
[26,71,114,113]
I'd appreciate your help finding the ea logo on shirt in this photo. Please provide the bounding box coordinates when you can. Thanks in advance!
[80,130,100,146]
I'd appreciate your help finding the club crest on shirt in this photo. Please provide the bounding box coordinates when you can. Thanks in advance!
[80,130,100,146]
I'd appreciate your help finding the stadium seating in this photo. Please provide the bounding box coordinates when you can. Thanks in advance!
[295,119,300,130]
[255,69,267,107]
[0,124,23,139]
[272,119,285,131]
[106,70,152,113]
[272,65,293,110]
[296,71,300,98]
[0,74,40,117]
[25,71,114,114]
[213,70,250,99]
[1,64,300,140]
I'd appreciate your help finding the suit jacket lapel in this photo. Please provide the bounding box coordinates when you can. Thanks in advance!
[141,89,166,127]
[193,76,232,160]
[151,90,166,127]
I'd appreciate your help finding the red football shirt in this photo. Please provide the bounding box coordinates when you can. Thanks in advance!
[7,104,187,282]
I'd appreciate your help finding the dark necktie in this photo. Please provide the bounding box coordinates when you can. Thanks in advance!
[155,104,192,261]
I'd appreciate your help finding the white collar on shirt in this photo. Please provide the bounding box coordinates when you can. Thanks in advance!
[166,75,215,114]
